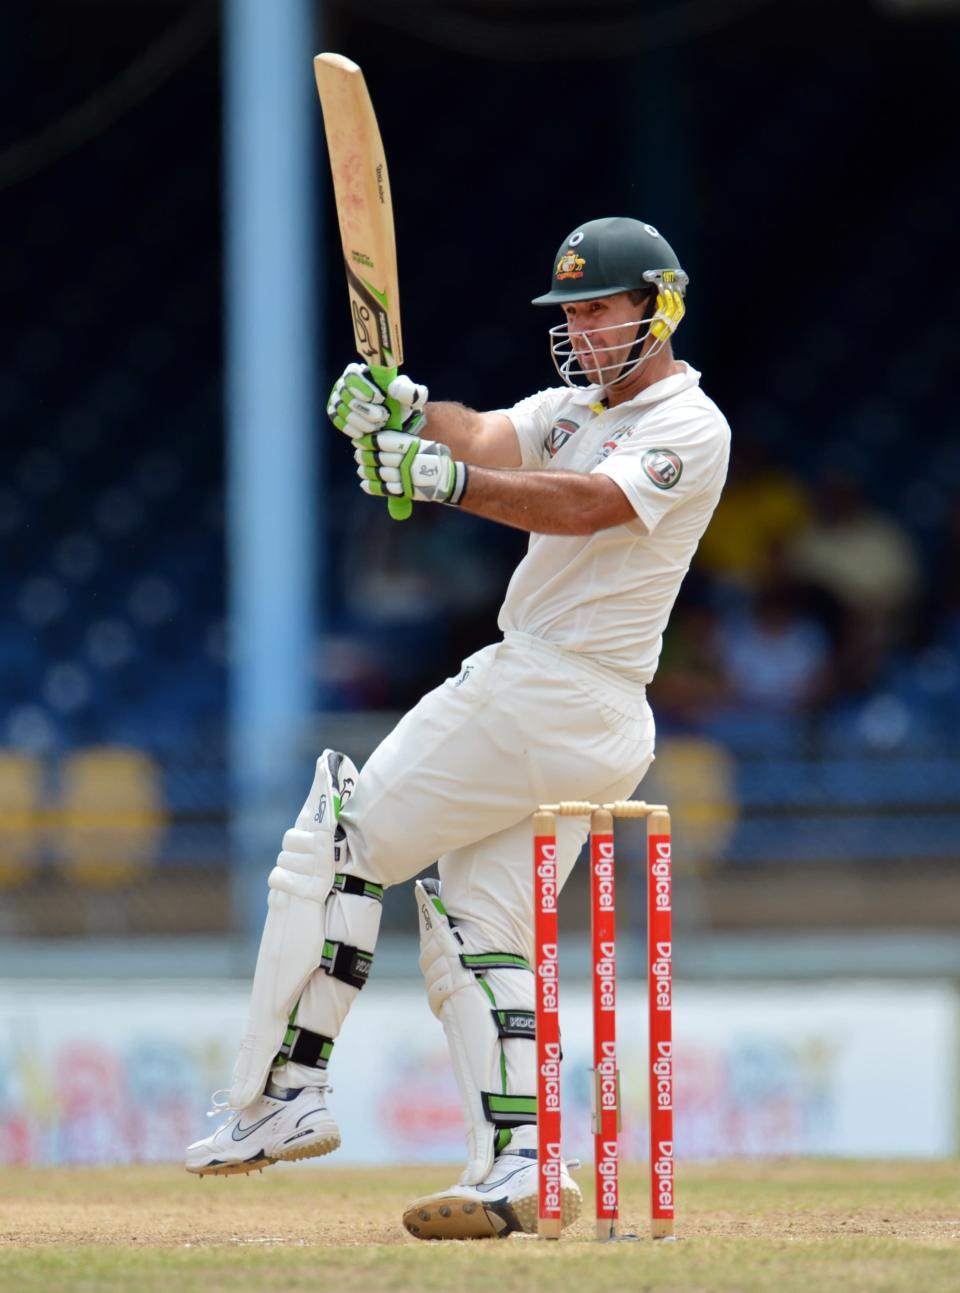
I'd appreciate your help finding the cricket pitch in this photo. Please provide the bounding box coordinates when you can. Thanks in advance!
[1,1160,957,1293]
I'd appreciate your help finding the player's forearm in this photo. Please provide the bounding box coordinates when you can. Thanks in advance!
[457,466,637,536]
[424,402,521,469]
[423,402,480,455]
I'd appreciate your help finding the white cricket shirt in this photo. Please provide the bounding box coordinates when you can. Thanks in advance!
[495,363,730,683]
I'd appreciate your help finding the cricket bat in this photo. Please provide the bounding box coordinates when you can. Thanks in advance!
[314,52,411,521]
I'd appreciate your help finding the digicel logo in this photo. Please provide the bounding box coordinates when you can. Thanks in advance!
[536,841,558,910]
[542,1141,562,1211]
[539,1041,561,1110]
[593,839,615,910]
[597,1145,618,1212]
[538,945,559,1013]
[653,1140,674,1212]
[651,940,671,1011]
[652,1040,672,1110]
[651,840,671,911]
[594,939,615,1011]
[597,1070,618,1112]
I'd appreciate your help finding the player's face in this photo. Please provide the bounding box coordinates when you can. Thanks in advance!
[562,292,648,385]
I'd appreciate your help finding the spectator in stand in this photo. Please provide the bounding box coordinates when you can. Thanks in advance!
[653,565,834,726]
[696,435,812,591]
[716,574,833,714]
[787,474,921,642]
[786,473,922,695]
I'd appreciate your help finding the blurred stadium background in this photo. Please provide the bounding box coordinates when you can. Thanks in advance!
[0,0,957,1168]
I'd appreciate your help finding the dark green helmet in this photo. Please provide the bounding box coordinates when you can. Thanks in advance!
[531,216,688,306]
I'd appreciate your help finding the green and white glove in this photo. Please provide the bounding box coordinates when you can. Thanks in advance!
[354,431,468,506]
[327,362,428,440]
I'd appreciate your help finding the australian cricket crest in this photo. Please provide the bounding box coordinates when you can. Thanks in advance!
[556,249,586,281]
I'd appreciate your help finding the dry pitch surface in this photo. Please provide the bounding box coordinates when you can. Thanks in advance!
[0,1160,957,1292]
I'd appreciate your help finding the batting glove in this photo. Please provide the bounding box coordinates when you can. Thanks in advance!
[354,430,468,506]
[327,362,428,439]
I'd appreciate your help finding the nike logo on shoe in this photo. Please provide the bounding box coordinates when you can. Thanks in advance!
[476,1164,532,1193]
[231,1110,280,1142]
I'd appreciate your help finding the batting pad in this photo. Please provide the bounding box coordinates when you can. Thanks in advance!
[416,879,537,1185]
[229,751,360,1109]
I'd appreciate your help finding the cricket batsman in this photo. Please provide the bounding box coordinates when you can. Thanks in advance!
[186,217,730,1239]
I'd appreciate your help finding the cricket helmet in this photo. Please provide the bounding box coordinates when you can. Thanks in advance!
[532,218,689,390]
[531,216,688,306]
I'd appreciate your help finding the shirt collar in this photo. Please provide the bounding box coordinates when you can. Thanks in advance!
[569,362,701,412]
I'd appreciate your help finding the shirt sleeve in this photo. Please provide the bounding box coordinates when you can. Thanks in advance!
[494,388,570,469]
[592,401,731,533]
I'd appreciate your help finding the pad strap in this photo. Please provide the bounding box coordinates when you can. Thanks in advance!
[277,1024,334,1070]
[333,873,384,902]
[461,952,531,973]
[481,1092,538,1128]
[491,1008,536,1039]
[320,939,373,990]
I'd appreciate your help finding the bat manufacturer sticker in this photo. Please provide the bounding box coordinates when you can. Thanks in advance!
[556,250,586,281]
[351,300,376,360]
[346,265,397,366]
[642,448,683,490]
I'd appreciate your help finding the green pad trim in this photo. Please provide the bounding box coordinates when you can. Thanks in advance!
[333,873,384,903]
[481,1092,538,1128]
[461,952,531,973]
[474,981,508,1093]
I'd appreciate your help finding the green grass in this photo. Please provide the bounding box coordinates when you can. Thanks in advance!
[0,1161,957,1293]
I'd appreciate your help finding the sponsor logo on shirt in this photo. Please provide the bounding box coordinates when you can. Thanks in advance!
[545,417,580,457]
[642,448,683,489]
[594,426,634,463]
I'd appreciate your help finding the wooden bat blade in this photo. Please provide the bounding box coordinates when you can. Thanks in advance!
[314,52,403,371]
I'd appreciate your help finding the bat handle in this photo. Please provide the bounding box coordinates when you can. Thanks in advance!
[369,363,412,521]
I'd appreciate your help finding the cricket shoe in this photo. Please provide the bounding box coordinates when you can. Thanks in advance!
[402,1142,581,1240]
[185,1084,341,1176]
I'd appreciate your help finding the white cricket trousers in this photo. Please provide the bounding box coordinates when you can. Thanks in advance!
[281,631,657,1090]
[340,631,656,960]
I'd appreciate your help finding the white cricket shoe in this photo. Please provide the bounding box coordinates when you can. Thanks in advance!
[185,1085,341,1176]
[402,1142,581,1240]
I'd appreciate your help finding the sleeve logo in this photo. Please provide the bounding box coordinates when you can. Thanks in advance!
[545,417,580,457]
[642,448,683,489]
